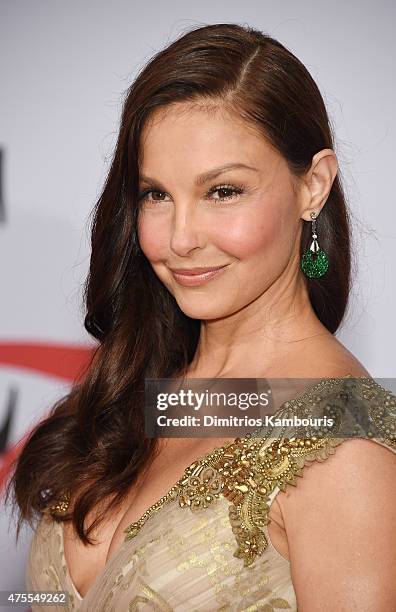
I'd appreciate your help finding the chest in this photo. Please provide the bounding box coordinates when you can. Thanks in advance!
[62,440,238,598]
[46,495,295,611]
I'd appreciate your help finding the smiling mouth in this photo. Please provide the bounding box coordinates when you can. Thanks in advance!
[169,264,230,286]
[169,265,228,275]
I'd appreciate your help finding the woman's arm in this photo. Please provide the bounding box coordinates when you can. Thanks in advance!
[279,438,396,612]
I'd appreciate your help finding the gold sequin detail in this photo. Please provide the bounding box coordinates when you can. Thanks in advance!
[217,434,344,567]
[178,464,223,510]
[41,492,71,517]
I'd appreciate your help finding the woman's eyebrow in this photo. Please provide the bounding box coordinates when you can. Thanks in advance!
[139,162,259,188]
[195,163,259,185]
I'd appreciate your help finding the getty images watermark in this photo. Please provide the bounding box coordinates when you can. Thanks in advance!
[154,386,334,428]
[142,377,378,439]
[144,376,395,439]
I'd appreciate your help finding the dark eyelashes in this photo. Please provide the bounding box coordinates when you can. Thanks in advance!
[207,184,246,199]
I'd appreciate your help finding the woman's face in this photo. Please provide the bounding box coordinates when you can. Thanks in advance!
[137,102,305,320]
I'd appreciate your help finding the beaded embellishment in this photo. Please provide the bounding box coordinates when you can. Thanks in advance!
[43,376,396,568]
[41,493,71,517]
[207,433,344,566]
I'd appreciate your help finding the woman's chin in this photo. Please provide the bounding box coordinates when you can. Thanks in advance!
[175,297,231,321]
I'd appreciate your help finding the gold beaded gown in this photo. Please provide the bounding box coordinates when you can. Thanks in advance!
[25,375,396,611]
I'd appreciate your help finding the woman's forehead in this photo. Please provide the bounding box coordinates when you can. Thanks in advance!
[139,107,280,177]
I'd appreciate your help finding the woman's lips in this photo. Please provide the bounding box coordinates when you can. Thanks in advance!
[169,264,229,286]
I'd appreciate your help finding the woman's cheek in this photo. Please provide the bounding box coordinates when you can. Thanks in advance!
[137,216,168,262]
[217,209,280,259]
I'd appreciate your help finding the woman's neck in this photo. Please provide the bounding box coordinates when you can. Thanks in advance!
[187,291,330,379]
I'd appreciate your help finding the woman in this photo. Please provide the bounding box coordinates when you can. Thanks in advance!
[6,23,396,611]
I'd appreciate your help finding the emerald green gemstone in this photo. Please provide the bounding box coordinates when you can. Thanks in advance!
[301,248,329,278]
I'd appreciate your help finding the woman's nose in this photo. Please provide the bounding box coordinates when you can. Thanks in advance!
[170,204,205,256]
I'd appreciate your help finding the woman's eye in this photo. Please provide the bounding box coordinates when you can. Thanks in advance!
[138,189,169,204]
[208,185,245,201]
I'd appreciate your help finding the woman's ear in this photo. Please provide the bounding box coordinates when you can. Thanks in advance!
[300,148,338,221]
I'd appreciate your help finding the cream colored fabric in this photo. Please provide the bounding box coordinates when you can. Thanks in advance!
[27,487,295,611]
[25,376,396,611]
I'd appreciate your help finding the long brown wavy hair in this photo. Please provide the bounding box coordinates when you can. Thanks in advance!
[5,23,352,544]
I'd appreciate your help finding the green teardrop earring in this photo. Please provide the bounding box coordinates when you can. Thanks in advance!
[301,211,329,278]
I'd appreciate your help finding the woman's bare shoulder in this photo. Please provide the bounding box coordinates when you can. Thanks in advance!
[276,437,396,608]
[294,331,372,378]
